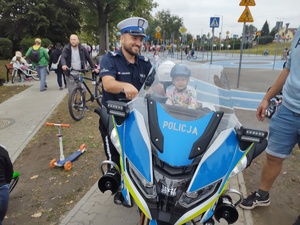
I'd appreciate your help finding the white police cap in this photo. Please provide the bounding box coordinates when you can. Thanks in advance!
[117,17,148,37]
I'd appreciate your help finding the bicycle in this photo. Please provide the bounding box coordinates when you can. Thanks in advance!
[186,52,197,60]
[68,68,103,121]
[11,63,39,83]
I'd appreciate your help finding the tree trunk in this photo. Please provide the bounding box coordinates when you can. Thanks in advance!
[97,8,107,55]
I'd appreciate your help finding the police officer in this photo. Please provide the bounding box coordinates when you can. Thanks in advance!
[99,17,152,206]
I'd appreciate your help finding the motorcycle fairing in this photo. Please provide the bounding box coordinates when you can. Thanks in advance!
[113,109,154,219]
[123,172,153,219]
[174,134,252,225]
[153,102,216,167]
[188,128,239,193]
[116,109,153,183]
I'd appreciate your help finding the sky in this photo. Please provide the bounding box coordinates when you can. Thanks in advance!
[151,0,300,38]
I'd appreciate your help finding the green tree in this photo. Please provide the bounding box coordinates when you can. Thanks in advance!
[261,20,270,37]
[0,0,81,48]
[245,24,257,40]
[147,10,183,44]
[80,0,157,55]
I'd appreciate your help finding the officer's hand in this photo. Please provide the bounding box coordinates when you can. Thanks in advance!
[93,69,99,74]
[123,83,138,100]
[62,65,68,71]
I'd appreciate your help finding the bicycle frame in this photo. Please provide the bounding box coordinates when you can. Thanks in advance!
[11,64,39,83]
[68,69,102,121]
[80,72,102,104]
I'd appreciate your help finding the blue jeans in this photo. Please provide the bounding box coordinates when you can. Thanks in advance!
[0,184,9,224]
[267,104,300,158]
[56,71,66,88]
[36,65,47,91]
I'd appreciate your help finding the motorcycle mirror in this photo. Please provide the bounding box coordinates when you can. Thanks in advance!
[144,67,156,90]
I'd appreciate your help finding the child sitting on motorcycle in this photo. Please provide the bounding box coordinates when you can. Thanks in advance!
[166,64,197,109]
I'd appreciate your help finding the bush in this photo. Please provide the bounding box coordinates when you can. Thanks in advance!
[0,38,13,59]
[259,36,274,45]
[20,38,53,55]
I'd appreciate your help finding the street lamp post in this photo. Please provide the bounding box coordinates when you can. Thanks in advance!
[215,15,223,52]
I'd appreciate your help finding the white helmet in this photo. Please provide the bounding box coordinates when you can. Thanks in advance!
[156,60,175,82]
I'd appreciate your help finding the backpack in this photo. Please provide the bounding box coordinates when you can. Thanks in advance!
[29,46,40,63]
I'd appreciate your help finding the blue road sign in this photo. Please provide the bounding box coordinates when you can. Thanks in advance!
[210,17,220,28]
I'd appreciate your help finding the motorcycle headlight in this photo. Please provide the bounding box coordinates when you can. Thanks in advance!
[178,179,222,208]
[129,162,157,199]
[110,128,121,153]
[154,170,189,198]
[229,156,247,178]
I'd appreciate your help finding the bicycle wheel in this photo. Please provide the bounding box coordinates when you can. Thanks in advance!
[68,87,86,121]
[29,68,39,80]
[11,69,20,83]
[95,82,103,106]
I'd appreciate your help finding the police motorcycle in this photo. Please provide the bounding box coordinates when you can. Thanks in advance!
[96,62,268,225]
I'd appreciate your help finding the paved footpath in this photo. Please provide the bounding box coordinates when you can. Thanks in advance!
[0,72,67,162]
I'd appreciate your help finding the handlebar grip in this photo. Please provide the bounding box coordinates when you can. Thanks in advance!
[46,122,70,128]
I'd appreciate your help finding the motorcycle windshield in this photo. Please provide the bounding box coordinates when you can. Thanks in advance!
[129,62,241,167]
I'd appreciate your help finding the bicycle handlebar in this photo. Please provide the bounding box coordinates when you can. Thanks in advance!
[46,122,70,128]
[67,67,93,73]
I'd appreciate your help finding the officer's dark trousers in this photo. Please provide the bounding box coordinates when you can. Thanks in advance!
[99,118,120,169]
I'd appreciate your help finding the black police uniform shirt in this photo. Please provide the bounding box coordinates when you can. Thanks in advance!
[99,49,152,103]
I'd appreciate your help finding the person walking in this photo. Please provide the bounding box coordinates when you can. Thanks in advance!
[60,34,95,94]
[240,26,300,211]
[25,38,49,92]
[49,43,66,90]
[98,17,152,206]
[0,145,13,225]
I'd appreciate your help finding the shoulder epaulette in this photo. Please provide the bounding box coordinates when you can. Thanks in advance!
[109,51,118,57]
[138,55,149,62]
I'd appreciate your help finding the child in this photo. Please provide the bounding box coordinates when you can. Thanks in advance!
[10,51,28,69]
[166,64,197,109]
[10,51,29,81]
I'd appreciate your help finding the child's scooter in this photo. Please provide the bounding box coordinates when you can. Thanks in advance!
[46,122,87,171]
[9,171,20,193]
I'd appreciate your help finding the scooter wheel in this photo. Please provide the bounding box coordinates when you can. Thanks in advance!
[50,159,57,168]
[64,161,72,171]
[79,143,86,152]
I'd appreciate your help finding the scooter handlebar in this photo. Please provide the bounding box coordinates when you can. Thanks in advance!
[46,122,70,128]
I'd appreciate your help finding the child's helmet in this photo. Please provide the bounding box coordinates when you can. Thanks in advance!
[170,64,191,78]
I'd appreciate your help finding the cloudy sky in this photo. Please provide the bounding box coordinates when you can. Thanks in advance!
[151,0,300,38]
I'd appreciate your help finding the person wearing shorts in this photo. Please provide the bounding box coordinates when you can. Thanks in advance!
[240,26,300,211]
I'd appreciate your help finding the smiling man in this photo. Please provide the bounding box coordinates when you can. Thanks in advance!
[98,17,152,207]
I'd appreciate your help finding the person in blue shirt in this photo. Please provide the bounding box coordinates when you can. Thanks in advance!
[98,17,152,207]
[240,26,300,213]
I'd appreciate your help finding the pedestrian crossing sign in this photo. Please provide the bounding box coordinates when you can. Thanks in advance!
[238,6,254,22]
[210,17,220,28]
